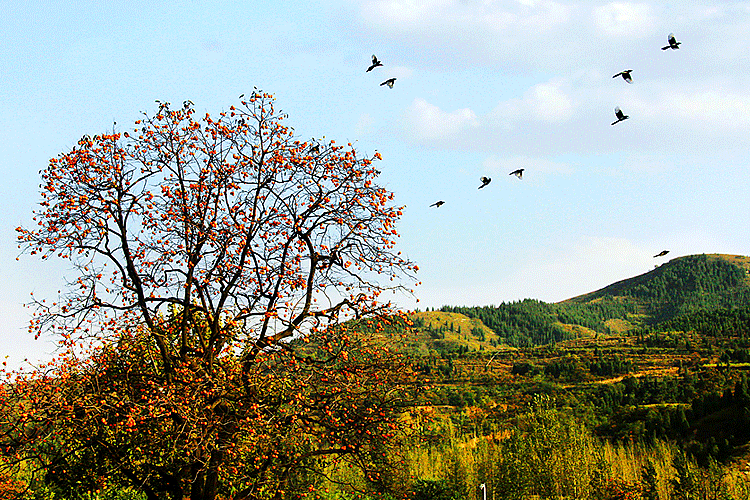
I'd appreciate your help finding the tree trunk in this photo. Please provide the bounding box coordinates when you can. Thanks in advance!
[191,462,206,500]
[204,448,223,500]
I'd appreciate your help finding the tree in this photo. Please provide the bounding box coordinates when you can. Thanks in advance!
[670,450,698,500]
[640,459,659,500]
[3,92,419,500]
[494,396,603,499]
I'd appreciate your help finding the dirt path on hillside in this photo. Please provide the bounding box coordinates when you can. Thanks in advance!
[563,367,679,389]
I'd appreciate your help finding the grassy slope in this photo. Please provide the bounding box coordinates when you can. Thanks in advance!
[408,310,506,352]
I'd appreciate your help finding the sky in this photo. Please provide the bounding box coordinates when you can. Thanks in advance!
[2,0,749,368]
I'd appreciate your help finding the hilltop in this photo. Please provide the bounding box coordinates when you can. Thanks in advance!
[429,254,750,349]
[564,254,750,322]
[566,254,750,303]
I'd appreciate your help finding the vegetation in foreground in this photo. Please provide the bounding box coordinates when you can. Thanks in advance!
[5,127,750,500]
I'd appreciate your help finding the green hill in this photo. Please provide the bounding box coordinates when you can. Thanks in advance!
[439,254,750,348]
[405,310,508,355]
[565,254,750,323]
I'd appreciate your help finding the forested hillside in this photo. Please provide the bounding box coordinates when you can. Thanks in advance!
[441,298,637,347]
[438,254,750,348]
[571,254,750,323]
[392,254,750,499]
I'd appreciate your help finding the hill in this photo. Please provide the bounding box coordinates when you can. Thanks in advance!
[436,254,750,348]
[402,254,750,474]
[564,254,750,324]
[405,310,509,356]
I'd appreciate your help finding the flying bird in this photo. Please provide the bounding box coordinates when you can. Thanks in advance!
[430,200,445,208]
[380,78,396,88]
[613,70,633,83]
[509,169,524,179]
[654,250,670,258]
[478,176,491,189]
[366,54,383,72]
[611,107,629,125]
[662,33,681,50]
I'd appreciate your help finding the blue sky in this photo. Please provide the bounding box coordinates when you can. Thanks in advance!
[2,0,749,368]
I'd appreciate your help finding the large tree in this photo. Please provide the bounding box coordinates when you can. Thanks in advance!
[2,92,419,499]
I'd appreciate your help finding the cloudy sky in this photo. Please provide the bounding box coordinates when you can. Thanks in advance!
[2,0,749,368]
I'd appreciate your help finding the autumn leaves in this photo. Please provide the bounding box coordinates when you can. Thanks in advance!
[7,92,421,499]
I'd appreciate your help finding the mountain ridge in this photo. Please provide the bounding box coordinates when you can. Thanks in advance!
[561,253,750,305]
[432,253,750,348]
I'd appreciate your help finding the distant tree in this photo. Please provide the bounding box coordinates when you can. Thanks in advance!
[734,374,750,408]
[3,92,419,500]
[640,459,659,500]
[670,450,698,500]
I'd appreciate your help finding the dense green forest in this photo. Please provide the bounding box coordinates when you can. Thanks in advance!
[440,298,638,346]
[582,254,750,323]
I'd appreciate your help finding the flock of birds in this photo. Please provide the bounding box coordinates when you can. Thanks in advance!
[364,54,528,206]
[612,34,680,260]
[610,33,681,126]
[362,33,683,259]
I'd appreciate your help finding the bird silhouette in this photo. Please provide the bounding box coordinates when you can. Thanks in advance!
[380,78,396,88]
[309,144,320,154]
[509,169,524,179]
[430,200,445,208]
[478,176,491,189]
[613,70,633,83]
[654,250,670,258]
[366,54,383,72]
[662,33,681,50]
[611,107,629,125]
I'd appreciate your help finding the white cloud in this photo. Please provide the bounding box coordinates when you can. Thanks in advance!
[348,0,750,73]
[355,0,576,69]
[399,77,576,149]
[496,236,658,303]
[403,236,655,307]
[360,0,448,26]
[471,0,572,32]
[360,0,571,32]
[404,97,479,141]
[491,79,575,124]
[629,86,750,132]
[654,90,750,125]
[592,2,657,38]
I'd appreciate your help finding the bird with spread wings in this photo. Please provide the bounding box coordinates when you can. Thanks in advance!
[662,33,681,50]
[611,107,629,125]
[613,70,633,83]
[366,54,383,72]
